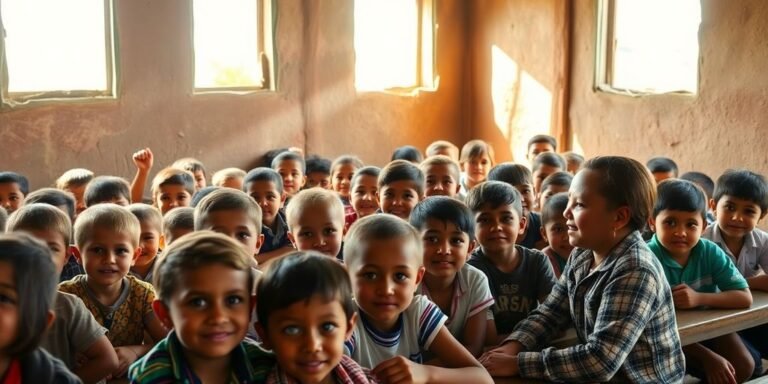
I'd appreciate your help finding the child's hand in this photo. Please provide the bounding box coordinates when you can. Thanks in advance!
[372,356,429,384]
[479,349,520,377]
[132,148,154,171]
[113,346,139,378]
[672,284,700,309]
[702,353,737,384]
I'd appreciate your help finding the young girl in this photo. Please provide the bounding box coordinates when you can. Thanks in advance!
[459,140,494,195]
[480,156,685,383]
[0,233,81,383]
[330,155,364,232]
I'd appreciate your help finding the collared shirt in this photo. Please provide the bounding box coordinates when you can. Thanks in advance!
[261,211,293,253]
[508,231,685,383]
[129,330,274,383]
[265,355,377,384]
[703,224,768,278]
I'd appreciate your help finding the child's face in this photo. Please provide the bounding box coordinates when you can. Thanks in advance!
[712,195,763,241]
[563,169,622,252]
[193,170,207,189]
[542,216,573,260]
[378,181,420,220]
[533,165,562,195]
[650,210,704,259]
[137,221,162,269]
[288,204,343,257]
[199,210,263,257]
[276,160,306,197]
[156,185,192,215]
[27,229,69,273]
[331,164,356,199]
[475,203,525,257]
[424,164,459,198]
[652,171,675,185]
[246,180,284,228]
[220,177,243,191]
[158,264,251,363]
[0,182,24,214]
[0,261,19,352]
[538,185,569,212]
[258,296,355,384]
[64,184,88,217]
[420,219,472,279]
[348,237,424,331]
[514,184,535,216]
[527,143,554,161]
[165,227,193,245]
[350,175,379,218]
[462,155,491,184]
[79,228,140,288]
[306,171,331,190]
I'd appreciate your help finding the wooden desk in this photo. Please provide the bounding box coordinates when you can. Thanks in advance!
[676,290,768,345]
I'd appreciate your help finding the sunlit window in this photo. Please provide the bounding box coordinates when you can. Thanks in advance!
[354,0,435,92]
[596,0,701,94]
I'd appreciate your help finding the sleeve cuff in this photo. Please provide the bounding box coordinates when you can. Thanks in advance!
[517,351,545,379]
[507,330,537,350]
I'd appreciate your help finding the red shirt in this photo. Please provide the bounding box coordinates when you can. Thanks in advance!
[0,359,21,384]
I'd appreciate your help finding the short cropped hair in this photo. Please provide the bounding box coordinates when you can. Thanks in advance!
[532,152,566,172]
[0,207,7,232]
[84,176,131,207]
[653,179,707,222]
[646,157,679,177]
[541,193,569,225]
[527,134,558,152]
[331,155,364,176]
[285,188,345,229]
[426,140,459,159]
[243,168,284,194]
[351,166,381,188]
[190,186,220,208]
[194,189,262,230]
[153,230,254,303]
[410,196,475,239]
[24,188,76,222]
[0,233,58,356]
[713,169,768,216]
[127,204,164,232]
[162,207,194,239]
[487,163,532,186]
[262,148,290,168]
[211,168,246,187]
[172,158,207,176]
[540,172,573,193]
[151,168,196,201]
[419,155,461,184]
[460,140,495,164]
[0,172,30,195]
[378,160,425,197]
[271,151,306,173]
[584,156,656,232]
[344,214,422,268]
[257,251,355,328]
[391,145,424,163]
[306,155,332,175]
[7,203,73,246]
[563,152,585,171]
[680,171,715,200]
[56,168,94,190]
[74,204,141,249]
[465,180,523,217]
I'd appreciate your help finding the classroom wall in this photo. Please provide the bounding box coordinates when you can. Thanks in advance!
[0,0,468,189]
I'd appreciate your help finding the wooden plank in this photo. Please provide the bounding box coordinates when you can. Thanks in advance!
[676,290,768,345]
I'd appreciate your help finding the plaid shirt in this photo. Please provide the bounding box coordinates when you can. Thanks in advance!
[507,231,685,383]
[265,355,377,384]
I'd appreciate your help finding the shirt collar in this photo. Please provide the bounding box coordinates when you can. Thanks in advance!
[167,330,256,382]
[711,224,758,250]
[571,231,645,279]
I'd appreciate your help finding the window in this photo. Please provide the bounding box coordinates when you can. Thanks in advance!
[0,0,115,106]
[354,0,435,92]
[192,0,274,92]
[595,0,701,95]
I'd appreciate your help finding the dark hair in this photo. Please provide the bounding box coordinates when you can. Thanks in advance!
[563,152,584,167]
[409,196,475,239]
[391,145,424,163]
[243,167,284,194]
[344,214,422,267]
[162,206,194,233]
[351,166,381,188]
[646,157,679,177]
[532,152,566,173]
[713,169,768,215]
[171,158,207,176]
[459,140,495,164]
[84,176,131,207]
[541,193,569,225]
[540,172,573,194]
[465,180,523,217]
[262,148,290,168]
[680,172,715,200]
[151,168,196,199]
[24,188,76,222]
[190,186,221,208]
[271,151,306,173]
[527,134,557,152]
[194,189,262,230]
[127,203,164,232]
[653,179,707,222]
[331,155,364,176]
[256,251,354,329]
[0,172,29,195]
[305,155,332,175]
[487,163,532,186]
[378,160,425,197]
[0,233,58,356]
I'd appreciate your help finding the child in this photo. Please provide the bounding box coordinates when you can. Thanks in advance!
[243,168,293,264]
[161,206,194,245]
[172,157,208,189]
[377,160,424,220]
[646,156,679,184]
[0,171,29,214]
[420,155,461,198]
[59,204,167,378]
[151,167,195,215]
[212,167,247,190]
[531,152,566,196]
[56,168,94,217]
[255,252,376,383]
[271,151,306,198]
[562,151,584,175]
[0,233,81,383]
[342,214,493,383]
[487,163,545,249]
[305,155,332,189]
[330,156,364,231]
[409,197,495,357]
[190,185,220,207]
[465,181,556,340]
[130,147,154,204]
[425,140,460,162]
[7,204,119,383]
[526,134,557,163]
[194,188,264,263]
[129,231,276,382]
[84,175,131,207]
[391,145,424,164]
[680,171,716,224]
[285,188,344,259]
[350,166,380,220]
[459,140,494,194]
[480,156,685,383]
[540,193,573,279]
[127,204,164,283]
[649,179,757,382]
[537,171,572,212]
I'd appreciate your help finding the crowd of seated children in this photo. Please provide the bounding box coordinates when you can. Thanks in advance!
[525,134,557,164]
[531,152,566,198]
[487,163,545,249]
[536,171,572,212]
[458,140,494,196]
[391,145,424,164]
[330,155,364,232]
[647,156,679,184]
[0,171,29,214]
[377,159,424,221]
[285,188,345,259]
[56,168,94,217]
[244,168,293,264]
[272,151,306,200]
[161,206,194,245]
[420,155,461,198]
[425,140,460,162]
[127,204,164,283]
[212,167,247,190]
[350,166,380,221]
[305,155,332,189]
[540,193,573,279]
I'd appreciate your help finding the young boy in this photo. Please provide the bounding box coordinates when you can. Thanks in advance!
[649,179,757,382]
[172,157,208,189]
[285,188,345,259]
[646,156,679,184]
[465,181,556,341]
[526,134,556,163]
[243,168,293,264]
[350,166,380,220]
[84,176,131,207]
[409,197,495,357]
[272,151,306,198]
[129,231,276,382]
[531,152,566,197]
[343,214,493,383]
[127,204,164,283]
[256,252,376,383]
[377,160,424,220]
[540,193,573,279]
[487,163,546,250]
[681,171,716,224]
[194,188,264,263]
[305,155,332,189]
[0,171,29,214]
[151,167,196,215]
[426,140,460,162]
[7,204,119,383]
[537,171,572,212]
[162,206,194,245]
[56,168,94,217]
[391,145,424,164]
[420,155,461,198]
[212,167,247,190]
[59,204,167,378]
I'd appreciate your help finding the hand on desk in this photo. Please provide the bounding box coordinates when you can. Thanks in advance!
[672,284,700,309]
[479,341,522,377]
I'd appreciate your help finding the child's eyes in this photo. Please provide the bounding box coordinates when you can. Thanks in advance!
[160,195,170,201]
[89,246,106,254]
[502,215,514,224]
[188,298,207,308]
[282,326,301,336]
[237,232,252,240]
[322,228,338,236]
[299,231,313,238]
[423,236,439,244]
[0,293,18,305]
[361,271,377,280]
[450,237,465,245]
[321,322,338,333]
[226,295,244,306]
[394,272,408,282]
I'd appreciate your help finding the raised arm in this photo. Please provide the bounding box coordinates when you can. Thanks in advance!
[130,147,154,203]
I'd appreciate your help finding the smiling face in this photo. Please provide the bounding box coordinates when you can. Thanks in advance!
[331,164,356,199]
[651,209,704,260]
[563,170,621,253]
[0,182,24,214]
[350,175,379,218]
[712,195,763,241]
[156,184,192,215]
[277,160,306,197]
[378,180,420,220]
[474,203,525,257]
[136,220,162,270]
[462,155,491,185]
[423,164,459,198]
[513,184,535,217]
[246,180,284,228]
[420,218,472,279]
[288,204,344,257]
[80,228,140,289]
